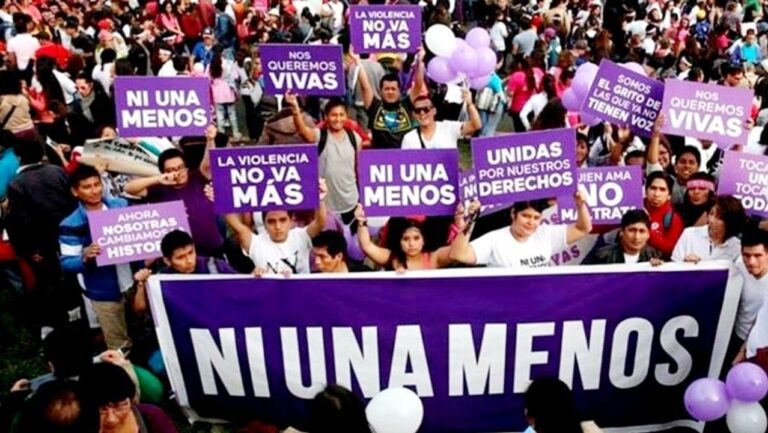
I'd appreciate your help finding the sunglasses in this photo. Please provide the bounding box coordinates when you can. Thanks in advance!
[414,106,433,114]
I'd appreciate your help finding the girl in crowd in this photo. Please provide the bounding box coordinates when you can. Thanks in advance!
[354,203,475,271]
[672,195,746,263]
[525,377,603,433]
[519,74,558,130]
[507,55,544,132]
[675,172,717,227]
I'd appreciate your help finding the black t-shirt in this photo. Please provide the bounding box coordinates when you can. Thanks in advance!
[367,97,415,149]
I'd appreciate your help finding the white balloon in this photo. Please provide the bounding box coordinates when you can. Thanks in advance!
[366,388,424,433]
[726,400,768,433]
[424,24,457,58]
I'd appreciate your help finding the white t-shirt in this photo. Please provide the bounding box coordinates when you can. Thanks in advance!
[747,291,768,357]
[623,253,641,264]
[7,33,40,70]
[158,60,177,77]
[247,227,313,274]
[470,225,568,268]
[401,121,462,150]
[671,226,742,263]
[735,260,768,340]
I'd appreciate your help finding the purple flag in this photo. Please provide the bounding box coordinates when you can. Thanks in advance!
[558,166,644,224]
[261,44,346,96]
[358,149,459,216]
[148,264,738,433]
[113,77,210,138]
[88,201,190,266]
[718,151,768,217]
[660,80,753,147]
[349,5,421,53]
[210,145,319,213]
[580,60,664,137]
[471,128,577,207]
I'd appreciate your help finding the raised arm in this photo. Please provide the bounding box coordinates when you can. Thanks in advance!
[306,179,328,238]
[224,213,254,252]
[433,202,475,268]
[357,59,376,111]
[408,49,426,103]
[285,91,318,143]
[123,173,176,198]
[354,204,392,267]
[646,114,664,167]
[448,200,480,265]
[199,124,217,180]
[566,190,592,245]
[461,89,483,136]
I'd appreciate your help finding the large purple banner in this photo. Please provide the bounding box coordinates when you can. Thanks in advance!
[718,151,768,217]
[558,166,644,224]
[580,60,664,137]
[210,145,319,213]
[358,149,459,216]
[349,6,421,53]
[88,201,190,266]
[149,265,738,432]
[113,77,210,138]
[471,128,577,207]
[260,44,345,96]
[660,80,752,147]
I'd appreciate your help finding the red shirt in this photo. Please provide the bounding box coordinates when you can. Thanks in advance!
[35,42,70,70]
[646,200,684,258]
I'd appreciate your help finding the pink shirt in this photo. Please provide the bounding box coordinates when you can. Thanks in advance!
[507,67,544,113]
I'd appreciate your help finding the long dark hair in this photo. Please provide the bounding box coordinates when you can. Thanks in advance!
[525,377,583,433]
[531,98,567,130]
[209,51,223,79]
[385,218,427,269]
[309,385,372,433]
[35,56,66,105]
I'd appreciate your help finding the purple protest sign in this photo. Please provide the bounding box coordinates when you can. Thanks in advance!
[580,60,664,137]
[88,201,190,266]
[558,166,644,224]
[660,80,753,147]
[349,5,421,53]
[148,264,739,432]
[211,145,319,213]
[459,169,477,202]
[471,128,577,207]
[718,151,768,217]
[358,149,459,216]
[261,44,345,96]
[113,77,210,138]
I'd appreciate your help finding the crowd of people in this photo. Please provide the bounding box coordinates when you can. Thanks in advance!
[0,0,767,430]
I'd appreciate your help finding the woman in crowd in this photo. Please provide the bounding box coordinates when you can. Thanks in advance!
[525,377,603,433]
[672,195,746,263]
[507,55,544,132]
[519,74,558,130]
[676,172,717,227]
[157,0,185,47]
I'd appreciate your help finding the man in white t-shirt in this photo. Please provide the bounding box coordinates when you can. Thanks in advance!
[7,16,40,72]
[401,91,481,150]
[227,179,328,275]
[735,231,768,364]
[449,192,592,268]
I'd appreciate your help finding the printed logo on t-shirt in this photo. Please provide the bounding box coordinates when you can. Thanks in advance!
[266,251,299,274]
[520,255,548,268]
[373,105,411,133]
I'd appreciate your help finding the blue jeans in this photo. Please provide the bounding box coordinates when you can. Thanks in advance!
[479,101,505,137]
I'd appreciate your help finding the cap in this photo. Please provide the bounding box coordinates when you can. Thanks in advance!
[98,29,113,41]
[202,26,214,37]
[97,18,111,30]
[589,0,602,7]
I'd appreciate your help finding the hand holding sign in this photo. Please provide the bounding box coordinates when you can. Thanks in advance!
[83,243,101,263]
[284,91,299,110]
[319,178,328,201]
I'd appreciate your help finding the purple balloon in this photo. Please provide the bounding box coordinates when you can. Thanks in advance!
[580,113,602,126]
[684,379,730,422]
[572,63,598,99]
[562,88,580,111]
[727,363,768,403]
[469,74,491,90]
[427,56,456,84]
[449,43,479,74]
[621,61,647,76]
[470,47,498,78]
[465,27,491,48]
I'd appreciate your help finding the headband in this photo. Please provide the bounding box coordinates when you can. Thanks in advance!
[686,179,716,191]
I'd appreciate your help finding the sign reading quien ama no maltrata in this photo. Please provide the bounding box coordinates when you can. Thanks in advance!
[113,77,210,138]
[349,5,421,53]
[260,44,345,96]
[210,145,319,213]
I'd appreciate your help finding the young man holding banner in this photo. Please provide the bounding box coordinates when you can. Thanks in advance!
[584,209,663,265]
[448,192,592,268]
[227,179,329,275]
[401,91,482,149]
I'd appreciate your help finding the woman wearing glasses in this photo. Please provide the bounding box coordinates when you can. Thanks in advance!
[400,90,482,150]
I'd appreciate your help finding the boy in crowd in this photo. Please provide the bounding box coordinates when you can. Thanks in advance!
[584,209,663,265]
[312,230,371,273]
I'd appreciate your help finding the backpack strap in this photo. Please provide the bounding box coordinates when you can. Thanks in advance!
[417,129,426,149]
[663,210,673,232]
[0,103,16,130]
[206,257,220,274]
[318,128,329,155]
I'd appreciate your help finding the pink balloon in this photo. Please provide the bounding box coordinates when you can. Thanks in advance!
[469,74,491,89]
[465,27,491,48]
[561,89,580,111]
[449,43,478,74]
[427,56,456,84]
[470,47,498,78]
[621,62,647,76]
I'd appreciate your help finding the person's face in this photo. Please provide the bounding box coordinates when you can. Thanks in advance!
[265,211,293,243]
[380,80,400,104]
[576,140,588,165]
[165,2,173,12]
[162,157,189,187]
[511,208,543,238]
[99,399,131,433]
[413,100,435,126]
[75,79,93,97]
[675,152,699,181]
[101,126,117,139]
[743,245,768,278]
[400,227,424,258]
[620,222,650,254]
[687,183,709,205]
[203,33,214,45]
[659,145,671,168]
[166,244,197,273]
[326,105,347,131]
[73,175,103,206]
[252,57,262,76]
[626,155,644,166]
[65,26,76,36]
[707,205,726,239]
[646,179,671,208]
[726,71,743,87]
[313,246,344,272]
[747,34,756,45]
[158,50,171,63]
